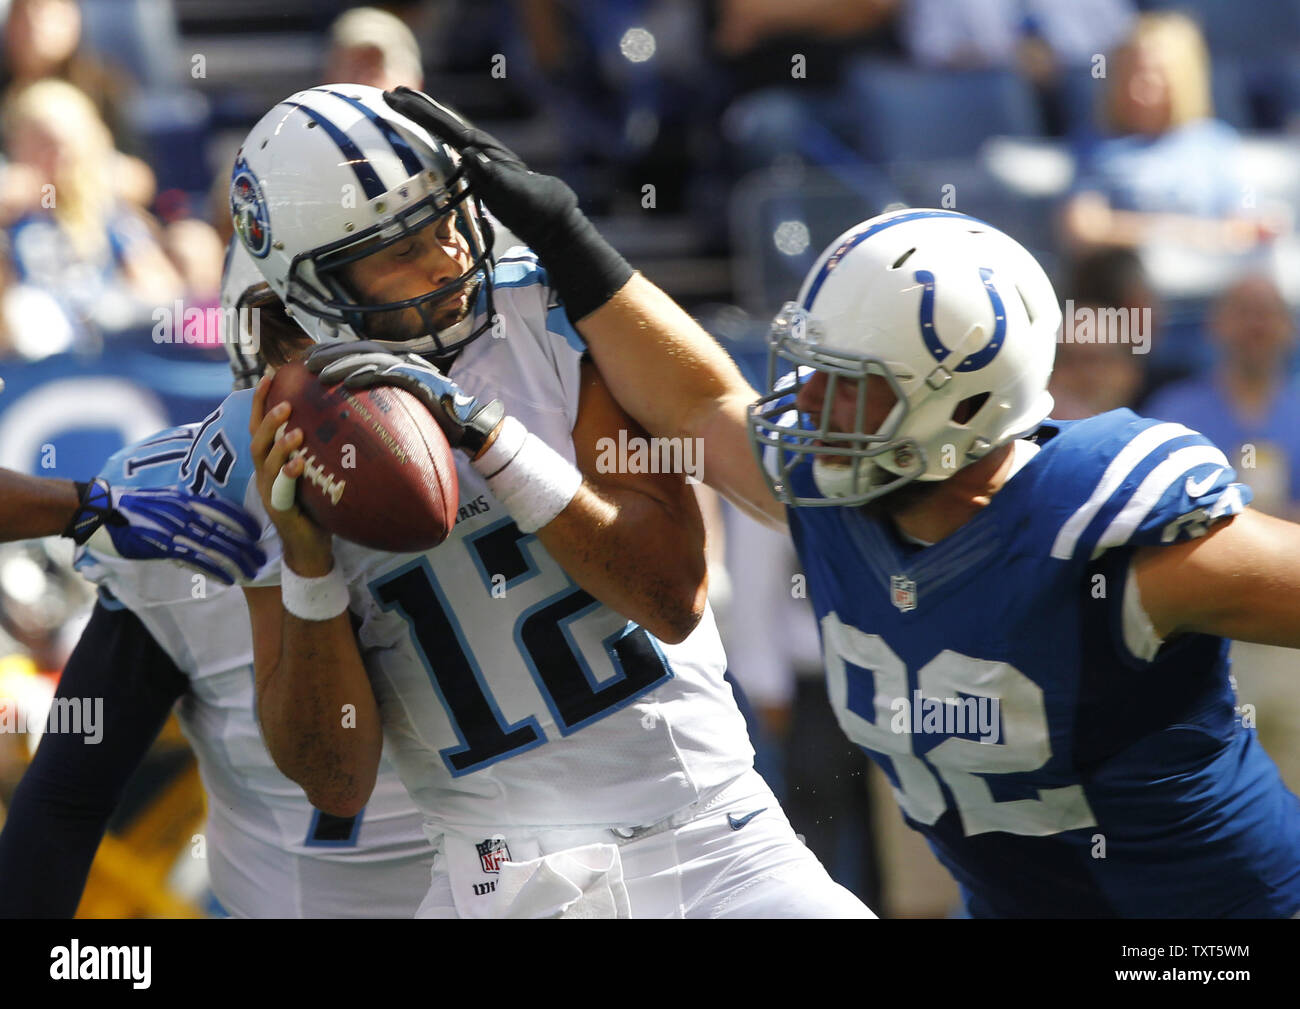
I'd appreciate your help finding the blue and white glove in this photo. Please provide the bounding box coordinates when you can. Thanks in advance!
[306,341,505,457]
[65,477,267,585]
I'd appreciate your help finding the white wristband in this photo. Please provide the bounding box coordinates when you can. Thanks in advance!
[472,416,582,533]
[280,562,349,621]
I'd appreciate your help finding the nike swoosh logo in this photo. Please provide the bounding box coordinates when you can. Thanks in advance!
[1185,468,1223,499]
[727,808,767,831]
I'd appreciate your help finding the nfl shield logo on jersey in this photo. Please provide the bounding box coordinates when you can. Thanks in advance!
[890,575,917,612]
[476,837,512,873]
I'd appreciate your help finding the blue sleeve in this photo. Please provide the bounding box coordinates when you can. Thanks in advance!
[0,601,186,917]
[89,390,281,586]
[95,425,198,488]
[173,390,257,509]
[1048,410,1252,562]
[93,391,256,508]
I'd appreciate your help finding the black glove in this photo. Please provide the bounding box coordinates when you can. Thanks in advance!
[306,341,505,458]
[384,86,633,323]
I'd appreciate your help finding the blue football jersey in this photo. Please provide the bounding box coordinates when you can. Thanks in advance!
[786,408,1300,917]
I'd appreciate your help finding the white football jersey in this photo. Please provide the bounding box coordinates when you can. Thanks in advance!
[78,430,434,918]
[188,250,756,833]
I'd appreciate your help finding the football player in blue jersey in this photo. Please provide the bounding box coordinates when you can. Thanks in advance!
[385,88,1300,917]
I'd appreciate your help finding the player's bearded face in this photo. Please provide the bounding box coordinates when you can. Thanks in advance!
[341,213,477,342]
[795,371,898,466]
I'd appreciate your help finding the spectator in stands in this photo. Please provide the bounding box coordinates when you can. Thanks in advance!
[717,0,900,174]
[324,6,424,91]
[902,0,1132,74]
[1061,11,1283,252]
[1143,273,1300,520]
[159,217,227,348]
[0,79,181,356]
[207,9,424,277]
[1,0,140,157]
[1,0,155,209]
[162,219,223,311]
[1048,247,1150,418]
[503,0,726,215]
[1050,314,1145,420]
[899,0,1135,136]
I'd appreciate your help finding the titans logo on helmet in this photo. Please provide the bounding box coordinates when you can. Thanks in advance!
[231,155,271,259]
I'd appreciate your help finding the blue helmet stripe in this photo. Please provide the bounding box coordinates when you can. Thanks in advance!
[914,266,1007,371]
[801,209,989,310]
[308,87,426,179]
[283,101,386,200]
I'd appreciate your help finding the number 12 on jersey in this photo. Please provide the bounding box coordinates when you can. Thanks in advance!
[369,521,672,776]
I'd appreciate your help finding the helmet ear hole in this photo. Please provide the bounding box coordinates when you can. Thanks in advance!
[951,392,990,425]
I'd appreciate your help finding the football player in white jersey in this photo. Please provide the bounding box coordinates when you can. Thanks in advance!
[210,84,869,918]
[0,249,437,918]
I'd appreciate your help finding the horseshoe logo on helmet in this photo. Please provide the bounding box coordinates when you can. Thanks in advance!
[914,267,1007,372]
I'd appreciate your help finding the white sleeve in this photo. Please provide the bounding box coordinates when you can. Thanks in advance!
[722,510,801,707]
[1120,559,1164,663]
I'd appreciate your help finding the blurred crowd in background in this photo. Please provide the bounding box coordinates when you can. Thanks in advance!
[0,0,1299,917]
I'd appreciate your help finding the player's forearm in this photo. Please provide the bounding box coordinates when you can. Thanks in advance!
[535,484,708,644]
[576,275,783,524]
[0,471,81,540]
[1064,195,1257,253]
[698,396,788,529]
[256,559,382,817]
[577,275,753,442]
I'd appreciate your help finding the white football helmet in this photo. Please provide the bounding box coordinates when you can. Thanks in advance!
[229,83,494,357]
[748,209,1060,507]
[220,238,266,389]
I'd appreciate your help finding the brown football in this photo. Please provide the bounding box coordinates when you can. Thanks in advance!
[265,361,458,552]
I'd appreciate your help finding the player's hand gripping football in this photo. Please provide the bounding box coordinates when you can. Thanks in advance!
[305,341,504,458]
[382,86,632,321]
[249,373,335,576]
[67,477,266,585]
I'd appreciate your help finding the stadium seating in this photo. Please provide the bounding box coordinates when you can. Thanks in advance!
[847,61,1045,163]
